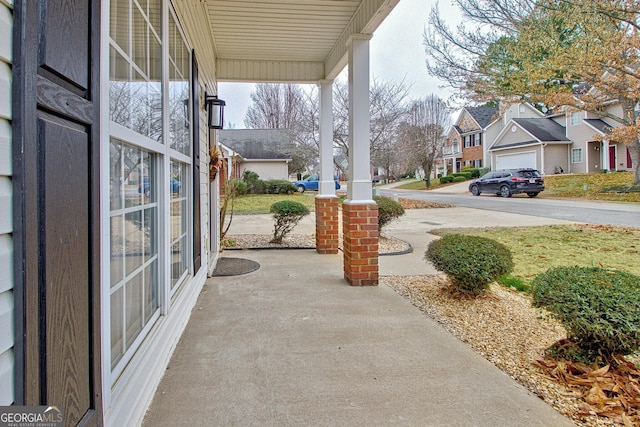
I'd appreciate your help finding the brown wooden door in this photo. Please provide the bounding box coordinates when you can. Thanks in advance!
[13,1,102,425]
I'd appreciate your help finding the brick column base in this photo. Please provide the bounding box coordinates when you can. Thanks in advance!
[315,196,339,254]
[342,202,379,286]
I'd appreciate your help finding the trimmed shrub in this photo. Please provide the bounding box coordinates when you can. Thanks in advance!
[439,175,454,184]
[462,167,481,178]
[452,172,472,180]
[265,179,297,194]
[531,266,640,362]
[242,170,267,194]
[373,196,405,231]
[452,176,466,183]
[229,179,248,196]
[478,167,491,177]
[425,234,514,295]
[269,200,310,243]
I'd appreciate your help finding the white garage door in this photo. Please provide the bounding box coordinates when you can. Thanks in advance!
[496,151,536,170]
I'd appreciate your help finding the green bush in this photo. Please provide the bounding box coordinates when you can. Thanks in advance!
[269,200,310,243]
[462,167,481,178]
[452,176,466,183]
[230,179,248,196]
[265,180,297,194]
[373,196,405,231]
[242,170,267,194]
[531,266,640,362]
[452,172,472,180]
[478,167,491,177]
[425,234,514,295]
[439,175,454,184]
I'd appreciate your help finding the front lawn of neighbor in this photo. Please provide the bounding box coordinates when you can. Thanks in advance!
[544,172,639,202]
[229,193,316,214]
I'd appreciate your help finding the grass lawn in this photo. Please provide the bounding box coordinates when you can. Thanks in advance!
[543,172,639,202]
[230,193,317,214]
[434,224,640,280]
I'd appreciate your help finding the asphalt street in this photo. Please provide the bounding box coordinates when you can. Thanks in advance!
[380,184,640,228]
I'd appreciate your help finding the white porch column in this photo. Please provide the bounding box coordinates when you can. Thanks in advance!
[602,139,610,171]
[347,34,373,202]
[315,79,340,254]
[343,34,378,286]
[318,80,335,195]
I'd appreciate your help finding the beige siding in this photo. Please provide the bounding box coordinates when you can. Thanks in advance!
[492,125,536,149]
[569,139,589,174]
[240,161,288,180]
[543,144,569,175]
[0,0,12,406]
[567,121,601,144]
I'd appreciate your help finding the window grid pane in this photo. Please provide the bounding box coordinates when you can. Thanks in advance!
[109,138,160,370]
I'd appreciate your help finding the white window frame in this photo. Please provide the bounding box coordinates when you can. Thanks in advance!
[571,148,583,163]
[570,111,582,126]
[101,0,194,402]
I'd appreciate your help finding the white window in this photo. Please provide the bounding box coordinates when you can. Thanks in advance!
[572,148,583,163]
[474,133,481,146]
[108,0,193,383]
[464,135,471,148]
[474,159,482,168]
[570,112,582,126]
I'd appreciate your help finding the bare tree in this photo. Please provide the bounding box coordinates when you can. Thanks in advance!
[333,78,410,179]
[423,0,535,101]
[399,95,451,187]
[244,83,319,173]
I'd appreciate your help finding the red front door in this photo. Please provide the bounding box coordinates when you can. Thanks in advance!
[609,146,616,170]
[627,148,633,169]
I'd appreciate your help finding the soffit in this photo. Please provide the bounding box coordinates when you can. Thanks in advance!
[204,0,400,82]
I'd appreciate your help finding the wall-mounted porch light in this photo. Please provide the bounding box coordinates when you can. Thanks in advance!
[205,92,226,129]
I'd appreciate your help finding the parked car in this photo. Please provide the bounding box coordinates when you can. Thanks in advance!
[138,177,182,196]
[293,174,341,193]
[468,169,544,198]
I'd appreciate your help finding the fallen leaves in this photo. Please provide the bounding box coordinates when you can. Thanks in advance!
[537,357,640,425]
[396,198,452,209]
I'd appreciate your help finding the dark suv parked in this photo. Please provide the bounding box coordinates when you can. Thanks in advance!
[468,169,544,198]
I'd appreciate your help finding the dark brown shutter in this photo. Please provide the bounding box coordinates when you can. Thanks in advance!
[12,0,103,424]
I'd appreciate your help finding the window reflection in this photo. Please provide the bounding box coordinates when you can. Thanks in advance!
[170,161,189,289]
[109,0,162,142]
[168,13,190,155]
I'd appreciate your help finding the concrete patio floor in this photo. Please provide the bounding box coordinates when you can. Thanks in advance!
[142,205,576,426]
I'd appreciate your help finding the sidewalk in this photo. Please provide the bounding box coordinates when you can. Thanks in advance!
[142,208,576,427]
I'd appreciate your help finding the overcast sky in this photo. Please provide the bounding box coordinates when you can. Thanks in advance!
[218,0,461,128]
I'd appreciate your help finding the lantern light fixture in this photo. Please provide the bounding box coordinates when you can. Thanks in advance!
[205,92,225,129]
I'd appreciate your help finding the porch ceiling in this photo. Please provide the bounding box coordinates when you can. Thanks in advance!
[204,0,400,83]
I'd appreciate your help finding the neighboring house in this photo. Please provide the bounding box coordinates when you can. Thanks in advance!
[4,1,396,426]
[219,129,292,180]
[489,102,635,174]
[490,117,571,174]
[440,103,542,174]
[441,106,497,174]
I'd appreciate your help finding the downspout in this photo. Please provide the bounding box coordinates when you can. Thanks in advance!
[541,143,546,174]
